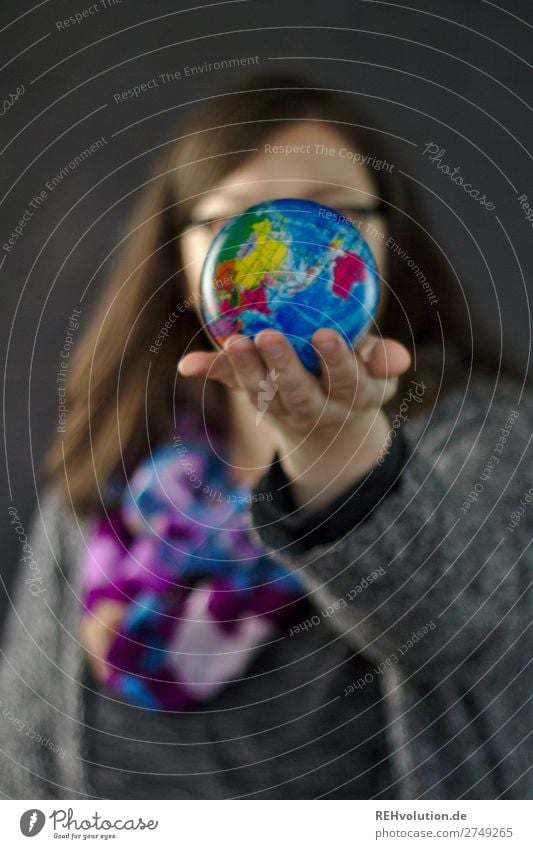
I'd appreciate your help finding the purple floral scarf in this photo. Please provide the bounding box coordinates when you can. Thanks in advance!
[81,414,304,710]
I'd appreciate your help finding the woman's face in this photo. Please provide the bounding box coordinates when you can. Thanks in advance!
[180,121,388,308]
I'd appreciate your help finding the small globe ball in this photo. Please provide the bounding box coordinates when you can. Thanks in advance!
[199,197,380,373]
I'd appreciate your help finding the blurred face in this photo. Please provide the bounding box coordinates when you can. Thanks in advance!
[180,121,388,310]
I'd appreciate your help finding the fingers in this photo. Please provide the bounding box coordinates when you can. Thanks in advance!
[178,330,411,419]
[313,329,363,406]
[313,330,409,410]
[354,336,402,408]
[222,334,284,416]
[354,334,411,407]
[181,332,325,425]
[253,331,323,422]
[361,336,411,378]
[177,350,241,390]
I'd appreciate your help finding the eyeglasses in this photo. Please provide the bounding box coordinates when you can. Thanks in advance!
[189,201,388,237]
[330,201,388,226]
[189,214,238,237]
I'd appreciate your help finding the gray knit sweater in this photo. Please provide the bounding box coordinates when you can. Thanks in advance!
[0,376,531,799]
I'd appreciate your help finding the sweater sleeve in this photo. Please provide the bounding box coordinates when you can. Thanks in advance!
[250,379,532,676]
[254,425,407,550]
[0,490,87,799]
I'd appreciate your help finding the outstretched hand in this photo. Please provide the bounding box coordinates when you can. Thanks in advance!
[177,327,411,438]
[178,328,411,510]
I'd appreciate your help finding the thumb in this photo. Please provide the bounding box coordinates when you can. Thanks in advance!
[359,335,411,379]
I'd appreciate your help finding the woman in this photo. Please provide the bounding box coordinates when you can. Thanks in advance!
[0,72,530,800]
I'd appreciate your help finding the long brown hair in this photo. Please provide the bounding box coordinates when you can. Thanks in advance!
[44,71,508,515]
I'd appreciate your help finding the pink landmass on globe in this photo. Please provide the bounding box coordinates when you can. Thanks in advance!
[241,282,272,314]
[219,282,272,318]
[332,251,366,300]
[219,297,235,315]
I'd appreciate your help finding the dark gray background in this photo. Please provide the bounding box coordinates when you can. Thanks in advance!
[1,0,531,622]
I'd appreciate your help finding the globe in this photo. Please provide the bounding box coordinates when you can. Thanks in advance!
[199,197,380,374]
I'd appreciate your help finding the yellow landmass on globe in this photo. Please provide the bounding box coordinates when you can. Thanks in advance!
[230,218,288,289]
